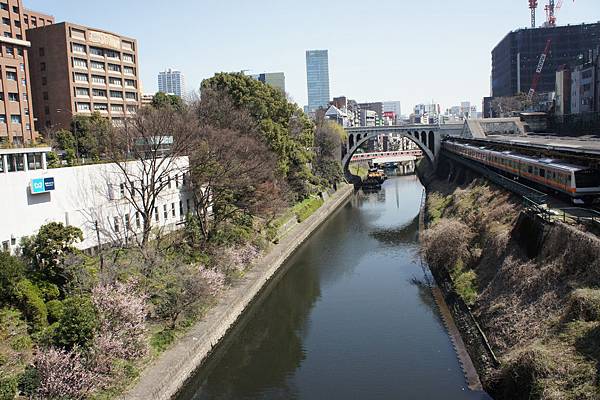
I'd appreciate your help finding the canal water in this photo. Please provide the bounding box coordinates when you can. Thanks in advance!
[177,174,491,400]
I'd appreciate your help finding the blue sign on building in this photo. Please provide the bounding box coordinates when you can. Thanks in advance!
[31,177,55,194]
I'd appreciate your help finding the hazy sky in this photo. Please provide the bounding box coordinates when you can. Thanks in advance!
[26,0,599,114]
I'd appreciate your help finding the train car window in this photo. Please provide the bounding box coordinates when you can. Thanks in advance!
[539,169,545,178]
[528,166,533,174]
[575,170,600,188]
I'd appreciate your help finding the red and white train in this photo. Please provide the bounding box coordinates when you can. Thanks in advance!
[443,141,600,204]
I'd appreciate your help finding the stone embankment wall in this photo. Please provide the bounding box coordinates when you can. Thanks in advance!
[121,184,354,400]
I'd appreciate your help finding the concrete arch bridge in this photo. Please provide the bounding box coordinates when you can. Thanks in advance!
[342,125,446,181]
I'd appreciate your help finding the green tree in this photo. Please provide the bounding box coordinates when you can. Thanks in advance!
[53,295,97,350]
[0,252,25,305]
[20,223,83,291]
[71,112,110,161]
[151,92,185,112]
[14,279,47,332]
[201,73,317,200]
[314,120,344,185]
[53,130,77,166]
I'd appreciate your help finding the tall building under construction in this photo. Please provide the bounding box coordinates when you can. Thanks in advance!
[491,22,600,98]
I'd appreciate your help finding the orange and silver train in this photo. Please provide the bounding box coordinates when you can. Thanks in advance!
[443,141,600,204]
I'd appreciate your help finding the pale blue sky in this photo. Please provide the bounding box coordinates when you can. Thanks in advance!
[25,0,599,113]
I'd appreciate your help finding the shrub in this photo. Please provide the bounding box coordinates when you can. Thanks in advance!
[420,218,475,270]
[150,329,176,353]
[0,376,18,400]
[14,279,47,332]
[450,260,478,305]
[568,289,600,322]
[46,299,64,323]
[54,295,97,350]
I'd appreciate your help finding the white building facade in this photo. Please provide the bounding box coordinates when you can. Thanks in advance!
[158,68,186,97]
[0,148,191,253]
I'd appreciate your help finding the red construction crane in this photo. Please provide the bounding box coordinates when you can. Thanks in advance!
[527,39,552,101]
[545,0,574,27]
[529,0,538,28]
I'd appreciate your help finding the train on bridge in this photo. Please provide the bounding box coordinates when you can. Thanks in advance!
[443,140,600,204]
[350,149,423,162]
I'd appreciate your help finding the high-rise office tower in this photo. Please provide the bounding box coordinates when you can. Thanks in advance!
[306,50,330,112]
[0,0,53,145]
[158,68,185,97]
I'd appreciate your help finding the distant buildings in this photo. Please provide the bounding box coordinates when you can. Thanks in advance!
[252,72,285,92]
[27,22,141,131]
[412,103,440,124]
[0,0,52,146]
[382,101,402,123]
[306,50,330,112]
[158,68,185,97]
[491,23,600,98]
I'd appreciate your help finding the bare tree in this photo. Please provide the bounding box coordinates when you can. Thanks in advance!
[100,106,198,247]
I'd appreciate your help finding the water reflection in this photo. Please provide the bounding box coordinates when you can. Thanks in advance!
[178,176,489,400]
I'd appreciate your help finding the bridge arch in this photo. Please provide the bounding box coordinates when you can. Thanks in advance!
[349,134,354,148]
[428,131,435,154]
[341,129,435,182]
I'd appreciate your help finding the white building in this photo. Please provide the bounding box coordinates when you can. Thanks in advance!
[158,69,186,97]
[0,148,191,253]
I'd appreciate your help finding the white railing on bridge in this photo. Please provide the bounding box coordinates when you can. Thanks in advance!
[350,150,423,162]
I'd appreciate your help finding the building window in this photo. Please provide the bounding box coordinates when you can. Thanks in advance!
[6,70,16,80]
[92,88,106,97]
[12,5,18,13]
[42,92,49,100]
[105,50,120,60]
[25,123,30,131]
[38,47,45,56]
[122,41,134,51]
[163,204,168,220]
[5,46,13,55]
[22,93,27,101]
[125,92,137,100]
[154,207,159,222]
[110,90,122,99]
[107,63,121,73]
[125,214,131,231]
[127,105,137,114]
[10,115,21,124]
[179,201,184,219]
[76,102,90,111]
[171,203,176,218]
[24,108,29,116]
[8,93,18,102]
[72,42,86,53]
[1,17,9,25]
[123,53,134,63]
[135,212,141,229]
[125,79,136,88]
[90,60,104,70]
[4,32,10,38]
[91,75,106,85]
[0,93,3,100]
[109,77,122,86]
[44,106,49,115]
[72,57,87,68]
[70,28,85,40]
[124,66,135,75]
[42,77,47,85]
[89,47,103,56]
[17,48,23,57]
[21,78,26,86]
[0,114,6,123]
[111,104,123,113]
[93,103,108,111]
[0,3,7,11]
[19,63,24,71]
[75,87,89,97]
[114,217,120,233]
[74,73,88,82]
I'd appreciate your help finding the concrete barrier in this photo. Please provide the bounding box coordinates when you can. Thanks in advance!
[121,184,354,400]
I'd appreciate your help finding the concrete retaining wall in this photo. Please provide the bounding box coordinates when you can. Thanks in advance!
[121,184,354,400]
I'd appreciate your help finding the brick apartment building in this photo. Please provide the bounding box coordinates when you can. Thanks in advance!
[27,22,141,132]
[0,0,51,145]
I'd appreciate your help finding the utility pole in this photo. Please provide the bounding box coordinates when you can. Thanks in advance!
[94,220,105,279]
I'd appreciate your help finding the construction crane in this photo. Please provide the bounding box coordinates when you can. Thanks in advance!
[545,0,574,27]
[527,38,552,101]
[529,0,538,28]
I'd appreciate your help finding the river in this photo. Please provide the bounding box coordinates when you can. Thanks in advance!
[177,174,491,400]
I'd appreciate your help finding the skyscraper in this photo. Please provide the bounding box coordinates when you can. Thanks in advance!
[306,50,330,112]
[158,68,185,97]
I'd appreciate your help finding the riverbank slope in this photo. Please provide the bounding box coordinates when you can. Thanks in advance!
[121,184,354,400]
[421,164,600,399]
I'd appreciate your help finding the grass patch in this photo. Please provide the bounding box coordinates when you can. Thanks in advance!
[427,193,452,225]
[450,259,478,305]
[568,289,600,322]
[293,196,324,223]
[150,328,176,353]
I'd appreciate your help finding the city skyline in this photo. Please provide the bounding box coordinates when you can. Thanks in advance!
[23,0,600,112]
